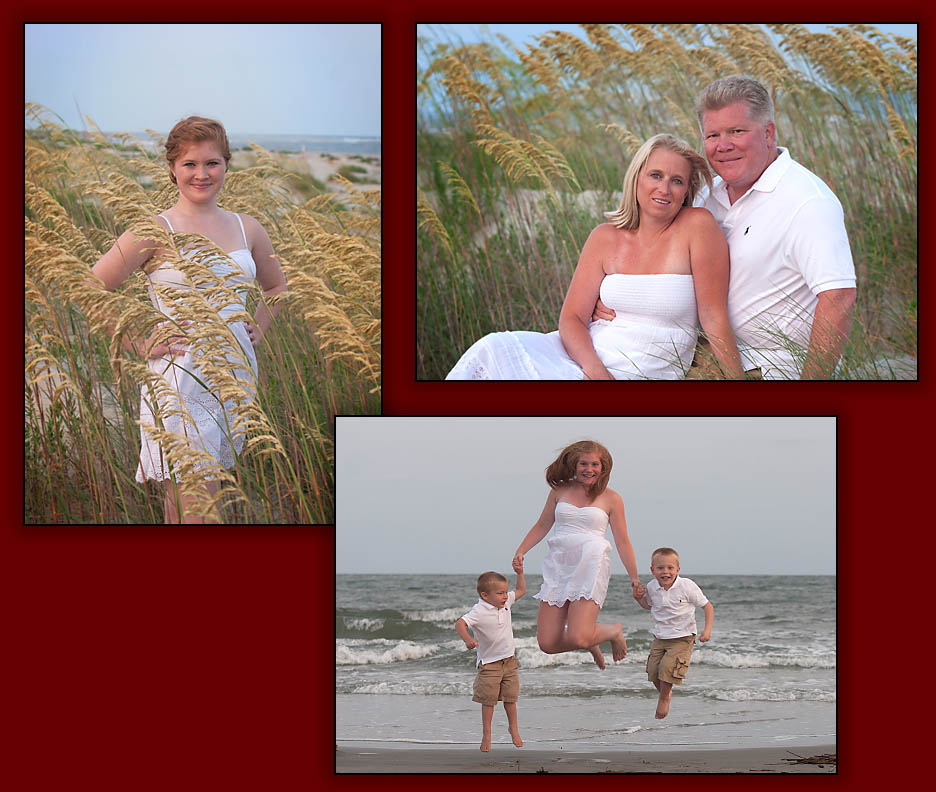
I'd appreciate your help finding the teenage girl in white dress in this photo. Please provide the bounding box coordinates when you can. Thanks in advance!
[512,440,645,669]
[90,116,288,523]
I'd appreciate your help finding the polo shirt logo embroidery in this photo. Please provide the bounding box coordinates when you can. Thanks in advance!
[744,226,750,235]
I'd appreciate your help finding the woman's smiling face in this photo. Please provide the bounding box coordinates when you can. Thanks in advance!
[170,140,227,202]
[575,452,602,487]
[636,148,692,220]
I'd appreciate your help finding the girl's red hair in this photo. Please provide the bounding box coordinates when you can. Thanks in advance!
[545,440,612,498]
[165,116,231,184]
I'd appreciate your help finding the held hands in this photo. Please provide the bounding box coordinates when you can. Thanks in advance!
[512,553,524,574]
[631,579,646,599]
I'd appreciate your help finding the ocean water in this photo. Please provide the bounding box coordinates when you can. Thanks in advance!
[336,574,835,751]
[227,133,380,155]
[114,132,381,157]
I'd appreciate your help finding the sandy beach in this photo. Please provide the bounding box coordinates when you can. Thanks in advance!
[230,148,380,192]
[336,742,836,774]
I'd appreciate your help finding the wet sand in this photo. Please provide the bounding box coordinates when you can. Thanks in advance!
[335,742,836,773]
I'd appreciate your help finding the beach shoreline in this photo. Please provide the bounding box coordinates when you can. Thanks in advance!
[230,148,380,192]
[335,742,836,773]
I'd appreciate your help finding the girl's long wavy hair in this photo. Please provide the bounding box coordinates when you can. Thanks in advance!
[604,133,711,230]
[545,440,612,498]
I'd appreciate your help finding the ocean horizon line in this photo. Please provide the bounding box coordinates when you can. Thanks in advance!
[336,570,835,577]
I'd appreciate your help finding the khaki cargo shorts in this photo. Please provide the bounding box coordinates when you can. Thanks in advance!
[646,635,695,686]
[472,656,519,706]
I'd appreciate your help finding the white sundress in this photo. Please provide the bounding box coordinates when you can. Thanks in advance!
[534,501,613,608]
[446,273,699,380]
[135,212,258,482]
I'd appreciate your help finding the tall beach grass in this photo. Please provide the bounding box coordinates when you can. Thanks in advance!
[417,23,916,379]
[25,105,380,523]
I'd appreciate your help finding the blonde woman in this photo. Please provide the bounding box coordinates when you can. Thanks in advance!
[446,134,743,380]
[89,116,287,523]
[513,441,642,669]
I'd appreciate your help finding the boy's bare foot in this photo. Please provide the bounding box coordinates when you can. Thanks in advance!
[655,688,672,719]
[610,623,627,662]
[589,645,606,669]
[480,735,491,752]
[510,729,524,747]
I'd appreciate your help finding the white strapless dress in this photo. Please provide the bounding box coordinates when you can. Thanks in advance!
[534,501,612,608]
[446,273,698,380]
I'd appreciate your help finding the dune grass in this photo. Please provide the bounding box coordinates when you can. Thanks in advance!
[416,23,916,379]
[25,105,380,523]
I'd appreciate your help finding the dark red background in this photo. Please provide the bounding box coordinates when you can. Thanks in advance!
[10,3,931,789]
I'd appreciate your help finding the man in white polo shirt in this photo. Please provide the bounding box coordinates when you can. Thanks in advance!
[595,76,857,379]
[696,75,857,379]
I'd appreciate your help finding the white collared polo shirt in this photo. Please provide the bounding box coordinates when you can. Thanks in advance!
[646,576,708,639]
[700,148,857,379]
[460,590,517,665]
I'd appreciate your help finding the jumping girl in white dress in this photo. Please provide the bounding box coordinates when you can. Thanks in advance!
[447,134,744,380]
[512,440,645,669]
[90,116,288,523]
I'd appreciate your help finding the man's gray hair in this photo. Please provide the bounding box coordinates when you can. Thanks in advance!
[696,76,774,129]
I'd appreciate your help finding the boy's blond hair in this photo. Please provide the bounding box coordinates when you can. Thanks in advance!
[476,571,508,596]
[651,547,680,564]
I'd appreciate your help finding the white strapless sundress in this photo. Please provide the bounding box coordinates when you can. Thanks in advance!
[445,273,699,380]
[534,501,612,608]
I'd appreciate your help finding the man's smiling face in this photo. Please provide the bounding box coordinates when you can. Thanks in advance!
[702,101,777,201]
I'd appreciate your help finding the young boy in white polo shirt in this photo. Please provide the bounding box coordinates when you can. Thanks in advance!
[455,563,526,751]
[634,547,714,719]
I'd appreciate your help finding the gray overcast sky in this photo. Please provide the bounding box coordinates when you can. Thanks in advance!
[336,417,835,576]
[25,24,380,136]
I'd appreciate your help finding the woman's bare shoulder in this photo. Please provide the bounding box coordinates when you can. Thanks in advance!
[678,206,720,231]
[549,483,569,498]
[237,213,273,245]
[236,212,266,232]
[601,487,624,507]
[588,222,624,244]
[580,223,628,263]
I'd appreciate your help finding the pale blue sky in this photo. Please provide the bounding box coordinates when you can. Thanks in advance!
[25,24,380,136]
[336,417,836,576]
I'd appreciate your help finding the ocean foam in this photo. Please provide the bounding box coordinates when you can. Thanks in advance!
[348,680,467,696]
[344,617,385,632]
[695,649,835,669]
[704,688,836,702]
[402,606,467,624]
[336,639,442,665]
[513,636,641,669]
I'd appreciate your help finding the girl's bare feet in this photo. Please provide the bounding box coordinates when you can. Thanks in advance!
[589,645,606,669]
[510,728,524,747]
[480,735,491,752]
[610,623,627,662]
